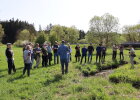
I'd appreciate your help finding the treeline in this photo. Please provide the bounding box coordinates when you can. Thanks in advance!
[0,13,140,46]
[0,19,86,45]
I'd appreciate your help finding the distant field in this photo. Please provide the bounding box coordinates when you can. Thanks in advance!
[0,44,140,100]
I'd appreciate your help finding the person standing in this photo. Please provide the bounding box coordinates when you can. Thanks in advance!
[119,44,124,61]
[23,45,32,76]
[47,43,53,65]
[41,44,48,67]
[112,44,118,60]
[34,43,41,68]
[53,41,59,64]
[29,43,34,69]
[67,43,72,62]
[5,43,16,74]
[96,44,102,63]
[129,45,135,69]
[87,43,94,63]
[75,44,81,62]
[80,45,87,64]
[58,40,69,74]
[102,45,107,61]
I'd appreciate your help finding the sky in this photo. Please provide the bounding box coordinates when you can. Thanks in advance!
[0,0,140,31]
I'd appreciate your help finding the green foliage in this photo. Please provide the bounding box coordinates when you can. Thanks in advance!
[123,24,140,42]
[0,19,36,44]
[0,45,140,99]
[35,32,47,45]
[17,29,30,41]
[0,24,4,42]
[109,65,140,88]
[88,13,119,46]
[49,25,79,43]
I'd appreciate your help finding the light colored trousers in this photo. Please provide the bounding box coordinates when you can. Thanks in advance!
[130,56,134,68]
[35,56,41,68]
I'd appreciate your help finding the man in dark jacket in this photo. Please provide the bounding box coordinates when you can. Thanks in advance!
[96,44,102,63]
[87,43,94,63]
[80,45,87,64]
[5,43,16,74]
[58,40,69,74]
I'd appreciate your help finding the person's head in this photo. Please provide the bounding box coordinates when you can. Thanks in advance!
[62,40,65,44]
[43,44,47,48]
[77,43,79,46]
[67,43,70,46]
[83,45,86,48]
[90,43,92,46]
[26,45,31,50]
[55,41,58,44]
[36,43,39,48]
[99,44,101,46]
[7,43,12,49]
[47,42,51,46]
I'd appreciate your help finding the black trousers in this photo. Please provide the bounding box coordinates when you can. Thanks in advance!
[23,63,31,76]
[42,55,48,67]
[7,59,16,74]
[102,52,106,60]
[120,52,124,60]
[48,53,52,65]
[112,51,117,60]
[60,59,68,74]
[80,55,87,64]
[96,53,101,63]
[75,56,80,62]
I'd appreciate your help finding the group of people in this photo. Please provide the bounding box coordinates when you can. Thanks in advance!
[75,43,124,64]
[75,43,136,68]
[5,40,72,76]
[5,41,136,77]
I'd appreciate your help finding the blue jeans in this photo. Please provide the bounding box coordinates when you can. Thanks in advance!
[23,63,31,76]
[54,53,59,64]
[60,59,68,74]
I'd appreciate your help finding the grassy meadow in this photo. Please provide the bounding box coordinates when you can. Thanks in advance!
[0,44,140,100]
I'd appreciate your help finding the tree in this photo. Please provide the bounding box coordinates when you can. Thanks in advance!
[0,19,36,44]
[123,24,140,42]
[50,25,64,41]
[65,26,79,43]
[0,24,4,42]
[17,29,30,41]
[35,32,47,46]
[88,13,119,46]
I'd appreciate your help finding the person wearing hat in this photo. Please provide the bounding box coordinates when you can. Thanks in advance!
[5,43,16,74]
[58,40,69,74]
[53,41,59,64]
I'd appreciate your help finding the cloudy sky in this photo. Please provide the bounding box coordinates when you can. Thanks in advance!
[0,0,140,31]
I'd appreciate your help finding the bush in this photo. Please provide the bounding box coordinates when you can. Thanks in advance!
[14,40,29,47]
[35,33,47,45]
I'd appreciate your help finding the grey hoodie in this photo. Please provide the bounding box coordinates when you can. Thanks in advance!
[24,50,32,64]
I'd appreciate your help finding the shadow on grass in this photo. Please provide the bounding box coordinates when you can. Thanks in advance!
[0,67,23,73]
[44,74,62,86]
[7,75,25,82]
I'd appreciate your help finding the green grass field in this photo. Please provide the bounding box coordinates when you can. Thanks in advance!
[0,45,140,100]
